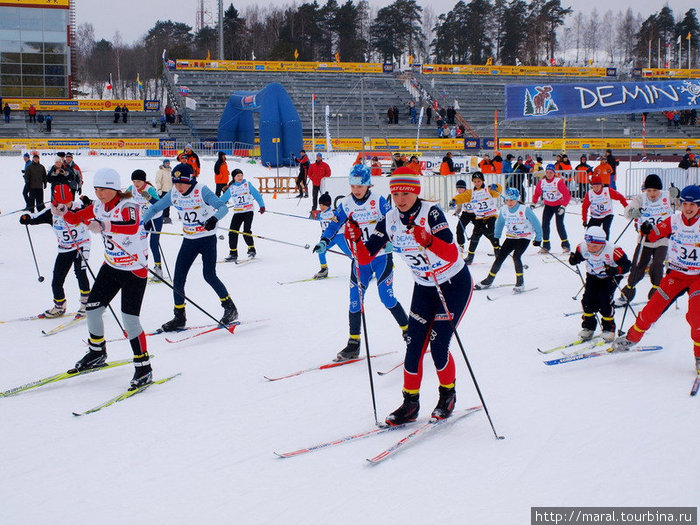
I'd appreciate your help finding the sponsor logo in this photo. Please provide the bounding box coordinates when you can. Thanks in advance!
[523,85,559,117]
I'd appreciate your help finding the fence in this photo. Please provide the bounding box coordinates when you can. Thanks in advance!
[623,167,700,196]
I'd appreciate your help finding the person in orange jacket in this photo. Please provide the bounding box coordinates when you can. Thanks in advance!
[440,152,455,175]
[574,155,593,200]
[177,144,201,177]
[478,154,496,174]
[214,151,230,196]
[407,155,422,175]
[370,156,383,177]
[492,151,503,174]
[592,158,613,186]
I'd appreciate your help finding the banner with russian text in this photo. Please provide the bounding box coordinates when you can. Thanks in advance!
[505,80,700,120]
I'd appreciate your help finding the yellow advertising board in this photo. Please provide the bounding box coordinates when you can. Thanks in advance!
[303,138,364,150]
[420,64,611,77]
[4,98,144,111]
[0,138,159,151]
[499,138,700,150]
[640,68,700,79]
[370,138,463,151]
[176,59,383,74]
[0,0,70,7]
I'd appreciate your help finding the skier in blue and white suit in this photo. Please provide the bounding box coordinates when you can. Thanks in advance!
[313,164,409,361]
[311,191,351,279]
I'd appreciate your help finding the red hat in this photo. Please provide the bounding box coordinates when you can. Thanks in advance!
[590,175,603,185]
[52,184,73,205]
[389,167,421,195]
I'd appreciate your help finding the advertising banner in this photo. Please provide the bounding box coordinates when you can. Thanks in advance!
[175,60,383,74]
[77,100,144,111]
[4,99,144,111]
[505,80,700,120]
[421,64,611,77]
[0,0,69,7]
[144,100,161,111]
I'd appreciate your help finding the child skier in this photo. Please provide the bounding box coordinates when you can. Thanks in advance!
[312,192,351,279]
[451,171,502,265]
[313,164,409,361]
[142,163,237,331]
[613,185,700,377]
[57,168,153,389]
[126,169,164,280]
[474,187,542,292]
[345,169,471,424]
[532,164,571,254]
[450,179,475,254]
[19,184,91,318]
[220,168,265,262]
[568,226,631,342]
[614,174,675,305]
[581,174,628,239]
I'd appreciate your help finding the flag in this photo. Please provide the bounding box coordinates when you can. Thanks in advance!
[106,73,113,91]
[334,52,340,63]
[294,49,299,60]
[312,93,317,105]
[252,51,256,60]
[137,74,143,91]
[206,49,211,60]
[665,40,671,47]
[687,32,692,40]
[677,35,682,45]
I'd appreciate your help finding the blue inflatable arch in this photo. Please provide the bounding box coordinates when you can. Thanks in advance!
[217,83,303,167]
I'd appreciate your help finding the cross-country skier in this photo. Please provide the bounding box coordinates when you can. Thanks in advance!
[569,226,631,342]
[19,184,91,318]
[344,169,471,424]
[142,163,237,331]
[614,174,676,306]
[312,191,351,279]
[313,164,409,361]
[581,174,628,239]
[613,185,700,377]
[449,179,475,254]
[532,164,571,254]
[450,171,502,265]
[126,169,164,281]
[220,168,265,262]
[56,168,153,389]
[474,187,542,292]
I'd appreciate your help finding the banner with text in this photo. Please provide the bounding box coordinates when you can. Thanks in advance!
[505,80,700,120]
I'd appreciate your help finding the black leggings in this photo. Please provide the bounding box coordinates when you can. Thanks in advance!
[581,275,617,331]
[455,211,475,246]
[228,211,254,252]
[87,263,146,317]
[467,216,499,257]
[484,238,529,286]
[587,215,614,240]
[622,244,668,301]
[542,205,570,251]
[52,249,90,302]
[173,235,229,307]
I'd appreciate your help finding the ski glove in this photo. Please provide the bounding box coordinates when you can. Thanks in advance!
[259,207,265,214]
[557,206,566,216]
[533,240,541,247]
[88,220,110,234]
[411,225,433,248]
[604,264,618,277]
[52,203,68,216]
[204,217,218,231]
[489,184,499,192]
[313,240,327,254]
[639,221,653,235]
[19,214,30,225]
[344,216,362,243]
[669,186,680,200]
[568,252,578,265]
[628,208,642,219]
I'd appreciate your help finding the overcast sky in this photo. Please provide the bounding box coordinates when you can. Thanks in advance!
[76,0,696,44]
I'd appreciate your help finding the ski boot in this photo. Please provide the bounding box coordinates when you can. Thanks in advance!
[512,285,525,294]
[600,331,616,343]
[224,251,238,263]
[335,338,360,361]
[161,307,186,332]
[247,247,256,259]
[613,295,628,307]
[464,253,474,265]
[611,335,636,353]
[42,299,67,319]
[562,245,571,254]
[76,292,90,319]
[431,385,456,420]
[71,349,107,373]
[129,364,153,390]
[695,357,700,375]
[537,247,549,254]
[385,391,420,426]
[474,278,493,290]
[578,328,595,341]
[151,263,164,282]
[313,266,329,279]
[220,297,238,326]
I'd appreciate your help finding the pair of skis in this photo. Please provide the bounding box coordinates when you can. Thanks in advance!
[41,314,86,336]
[277,276,341,285]
[275,406,483,464]
[263,351,397,381]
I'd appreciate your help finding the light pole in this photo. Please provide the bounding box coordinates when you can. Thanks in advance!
[596,117,606,149]
[331,113,343,140]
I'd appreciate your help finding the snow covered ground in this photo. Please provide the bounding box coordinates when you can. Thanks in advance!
[0,154,698,524]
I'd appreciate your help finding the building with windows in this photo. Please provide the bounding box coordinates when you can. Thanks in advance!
[0,0,73,98]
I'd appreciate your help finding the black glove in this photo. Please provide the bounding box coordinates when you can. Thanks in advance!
[533,240,541,247]
[19,214,30,225]
[204,217,218,231]
[582,221,588,228]
[568,252,578,265]
[639,221,653,235]
[80,195,92,207]
[604,265,618,277]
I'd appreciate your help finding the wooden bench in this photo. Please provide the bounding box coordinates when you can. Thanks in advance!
[255,176,298,194]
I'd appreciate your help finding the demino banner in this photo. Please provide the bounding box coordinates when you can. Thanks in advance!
[505,80,700,120]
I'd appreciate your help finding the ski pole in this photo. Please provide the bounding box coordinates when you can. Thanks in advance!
[421,246,504,441]
[97,224,235,333]
[613,216,634,245]
[1,202,50,218]
[349,235,380,427]
[158,243,172,280]
[215,226,310,249]
[618,233,646,335]
[547,249,584,279]
[266,210,316,221]
[24,225,45,282]
[572,282,584,301]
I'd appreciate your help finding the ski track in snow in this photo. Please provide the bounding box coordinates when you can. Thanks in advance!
[0,155,696,523]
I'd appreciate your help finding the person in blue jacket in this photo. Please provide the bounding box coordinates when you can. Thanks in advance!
[126,169,164,280]
[474,187,543,292]
[312,191,351,279]
[220,168,265,262]
[313,164,409,361]
[142,163,236,331]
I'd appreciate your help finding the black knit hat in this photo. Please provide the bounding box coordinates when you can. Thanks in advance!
[131,169,147,181]
[456,179,467,189]
[319,192,332,207]
[643,174,663,190]
[471,171,485,180]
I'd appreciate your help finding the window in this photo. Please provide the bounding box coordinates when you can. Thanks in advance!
[45,64,65,75]
[44,54,66,65]
[0,8,20,30]
[19,8,43,29]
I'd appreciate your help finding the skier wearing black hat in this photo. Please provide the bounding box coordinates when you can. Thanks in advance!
[127,169,164,281]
